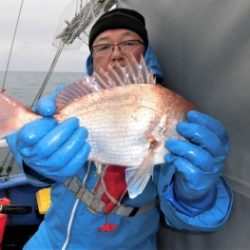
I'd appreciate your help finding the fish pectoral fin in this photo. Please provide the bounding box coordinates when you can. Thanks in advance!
[125,152,155,199]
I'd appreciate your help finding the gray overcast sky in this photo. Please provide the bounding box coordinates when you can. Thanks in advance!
[0,0,89,72]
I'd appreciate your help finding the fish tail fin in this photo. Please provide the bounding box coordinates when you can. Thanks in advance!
[125,152,155,199]
[0,92,37,138]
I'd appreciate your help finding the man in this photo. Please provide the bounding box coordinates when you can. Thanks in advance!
[7,8,232,249]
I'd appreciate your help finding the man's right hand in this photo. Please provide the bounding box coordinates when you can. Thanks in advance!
[10,86,90,183]
[16,117,90,183]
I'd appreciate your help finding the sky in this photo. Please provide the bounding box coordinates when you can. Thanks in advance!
[0,0,90,72]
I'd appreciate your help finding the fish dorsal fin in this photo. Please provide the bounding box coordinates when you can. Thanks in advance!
[56,55,155,110]
[94,55,156,87]
[56,75,101,110]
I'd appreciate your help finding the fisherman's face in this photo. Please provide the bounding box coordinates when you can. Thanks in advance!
[91,29,145,74]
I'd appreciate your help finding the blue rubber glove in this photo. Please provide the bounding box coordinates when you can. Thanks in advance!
[9,85,90,183]
[17,117,90,183]
[165,110,230,215]
[34,84,67,116]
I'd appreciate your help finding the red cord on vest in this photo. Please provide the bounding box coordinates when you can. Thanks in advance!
[98,215,118,232]
[95,164,127,232]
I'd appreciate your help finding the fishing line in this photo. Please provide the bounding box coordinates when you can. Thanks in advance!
[1,0,25,92]
[31,42,65,107]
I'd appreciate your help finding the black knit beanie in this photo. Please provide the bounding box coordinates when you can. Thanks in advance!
[89,8,148,49]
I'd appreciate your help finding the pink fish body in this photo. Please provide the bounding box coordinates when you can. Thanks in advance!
[0,58,196,198]
[55,83,194,166]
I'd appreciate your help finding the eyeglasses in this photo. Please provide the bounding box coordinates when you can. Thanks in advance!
[91,39,144,56]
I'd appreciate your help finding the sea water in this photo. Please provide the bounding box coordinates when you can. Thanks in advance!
[0,71,83,104]
[0,71,83,178]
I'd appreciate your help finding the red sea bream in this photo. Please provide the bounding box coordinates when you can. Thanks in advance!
[0,58,196,198]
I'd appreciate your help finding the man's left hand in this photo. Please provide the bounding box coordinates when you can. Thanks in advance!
[165,110,230,205]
